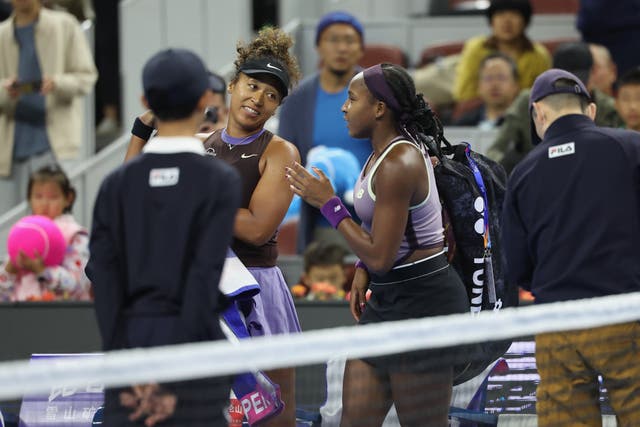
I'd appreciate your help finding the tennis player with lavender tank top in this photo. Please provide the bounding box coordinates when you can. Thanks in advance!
[287,63,469,427]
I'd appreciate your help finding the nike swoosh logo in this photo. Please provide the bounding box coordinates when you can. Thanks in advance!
[241,153,258,159]
[266,63,282,72]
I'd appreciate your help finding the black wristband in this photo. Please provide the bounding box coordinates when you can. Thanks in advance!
[131,117,154,141]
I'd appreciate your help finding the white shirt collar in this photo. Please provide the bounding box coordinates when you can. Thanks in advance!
[142,136,205,155]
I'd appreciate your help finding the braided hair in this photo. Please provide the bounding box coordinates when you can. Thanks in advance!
[379,63,447,155]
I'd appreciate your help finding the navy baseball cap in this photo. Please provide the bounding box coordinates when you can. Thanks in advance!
[239,57,291,98]
[315,11,364,46]
[142,48,209,114]
[529,68,592,145]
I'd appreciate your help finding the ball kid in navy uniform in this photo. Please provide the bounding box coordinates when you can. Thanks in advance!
[86,48,240,427]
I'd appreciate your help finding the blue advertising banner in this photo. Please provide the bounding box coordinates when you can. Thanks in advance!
[19,354,103,427]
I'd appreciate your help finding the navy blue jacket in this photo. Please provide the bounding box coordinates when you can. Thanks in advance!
[86,139,241,350]
[278,73,324,252]
[502,114,640,303]
[278,73,320,170]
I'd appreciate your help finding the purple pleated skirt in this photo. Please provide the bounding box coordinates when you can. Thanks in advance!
[245,266,302,336]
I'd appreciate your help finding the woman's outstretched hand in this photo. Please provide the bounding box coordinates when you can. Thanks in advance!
[285,162,336,209]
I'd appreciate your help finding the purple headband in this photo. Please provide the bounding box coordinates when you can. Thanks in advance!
[362,64,402,114]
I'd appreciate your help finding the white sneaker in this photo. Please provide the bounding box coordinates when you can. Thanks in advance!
[96,117,120,137]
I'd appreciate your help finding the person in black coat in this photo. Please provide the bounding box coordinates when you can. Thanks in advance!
[503,68,640,426]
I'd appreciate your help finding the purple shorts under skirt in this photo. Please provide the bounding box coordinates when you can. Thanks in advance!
[245,266,302,336]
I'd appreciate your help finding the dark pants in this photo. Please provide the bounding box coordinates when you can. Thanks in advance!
[103,316,232,426]
[92,0,121,120]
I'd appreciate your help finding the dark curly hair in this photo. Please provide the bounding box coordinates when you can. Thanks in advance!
[233,27,301,92]
[378,63,447,154]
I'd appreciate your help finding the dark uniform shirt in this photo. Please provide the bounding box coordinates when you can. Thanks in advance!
[87,137,241,351]
[204,129,278,267]
[502,114,640,303]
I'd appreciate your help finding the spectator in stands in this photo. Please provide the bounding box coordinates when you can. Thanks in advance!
[87,48,239,427]
[453,0,551,102]
[486,41,623,174]
[0,164,91,302]
[197,71,228,134]
[42,0,93,22]
[0,0,97,215]
[578,0,640,77]
[452,52,520,129]
[615,66,640,133]
[589,43,617,97]
[278,10,368,253]
[503,68,640,427]
[290,241,348,300]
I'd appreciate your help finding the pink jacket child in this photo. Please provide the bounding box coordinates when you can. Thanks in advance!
[0,214,92,301]
[0,214,91,302]
[0,214,91,301]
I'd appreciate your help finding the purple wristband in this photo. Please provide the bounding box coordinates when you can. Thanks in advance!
[355,260,368,272]
[320,196,351,229]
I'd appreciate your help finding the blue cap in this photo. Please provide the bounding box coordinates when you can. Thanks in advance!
[529,68,591,145]
[142,48,209,114]
[315,11,364,46]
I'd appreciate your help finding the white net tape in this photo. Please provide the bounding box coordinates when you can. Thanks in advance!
[1,291,639,400]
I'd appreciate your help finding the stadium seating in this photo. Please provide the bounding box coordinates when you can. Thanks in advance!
[417,37,578,68]
[359,43,409,69]
[448,0,579,14]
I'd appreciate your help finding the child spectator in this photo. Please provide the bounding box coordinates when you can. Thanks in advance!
[615,67,640,132]
[0,164,91,301]
[291,241,348,301]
